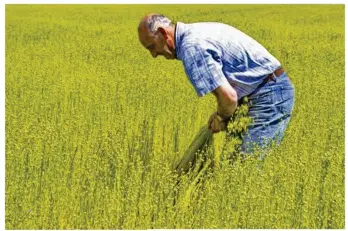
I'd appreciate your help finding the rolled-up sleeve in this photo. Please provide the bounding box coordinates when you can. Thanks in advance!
[182,42,229,97]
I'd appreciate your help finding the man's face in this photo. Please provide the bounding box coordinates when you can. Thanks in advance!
[139,27,175,60]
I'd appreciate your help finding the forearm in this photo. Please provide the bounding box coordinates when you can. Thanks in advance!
[211,83,238,121]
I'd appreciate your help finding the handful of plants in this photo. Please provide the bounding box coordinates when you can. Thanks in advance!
[173,98,252,207]
[221,97,253,163]
[174,97,252,175]
[175,125,214,176]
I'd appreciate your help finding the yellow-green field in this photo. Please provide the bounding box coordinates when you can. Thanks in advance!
[5,4,344,229]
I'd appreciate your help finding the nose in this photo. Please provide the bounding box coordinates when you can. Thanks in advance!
[150,51,158,58]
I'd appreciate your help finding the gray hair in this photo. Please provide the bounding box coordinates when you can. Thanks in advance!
[146,14,174,35]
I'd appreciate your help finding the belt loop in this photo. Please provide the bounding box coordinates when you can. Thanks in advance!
[272,72,277,82]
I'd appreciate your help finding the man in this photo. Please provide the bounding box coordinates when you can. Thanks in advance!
[137,13,295,155]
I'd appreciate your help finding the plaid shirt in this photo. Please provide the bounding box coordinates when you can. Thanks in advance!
[175,21,281,99]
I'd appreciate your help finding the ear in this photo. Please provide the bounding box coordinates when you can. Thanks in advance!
[157,27,168,39]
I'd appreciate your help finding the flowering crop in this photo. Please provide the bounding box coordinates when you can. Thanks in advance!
[5,4,344,229]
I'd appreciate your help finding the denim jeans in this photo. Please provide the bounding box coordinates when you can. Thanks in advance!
[240,72,295,155]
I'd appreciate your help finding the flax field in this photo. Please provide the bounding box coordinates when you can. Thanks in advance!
[5,4,345,229]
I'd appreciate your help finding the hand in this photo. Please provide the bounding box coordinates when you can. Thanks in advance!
[208,112,227,134]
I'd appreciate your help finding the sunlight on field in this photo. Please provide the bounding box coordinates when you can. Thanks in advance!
[5,4,344,229]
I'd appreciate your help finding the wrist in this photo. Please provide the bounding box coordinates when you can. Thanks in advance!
[216,111,231,122]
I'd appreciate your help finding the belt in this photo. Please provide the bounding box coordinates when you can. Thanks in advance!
[263,67,285,83]
[238,67,285,106]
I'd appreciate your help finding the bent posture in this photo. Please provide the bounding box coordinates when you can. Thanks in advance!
[137,13,295,154]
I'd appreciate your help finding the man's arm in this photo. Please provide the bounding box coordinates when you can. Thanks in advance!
[212,82,238,121]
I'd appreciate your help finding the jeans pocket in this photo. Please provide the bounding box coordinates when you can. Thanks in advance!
[281,85,294,100]
[248,92,275,124]
[279,86,295,115]
[249,87,273,102]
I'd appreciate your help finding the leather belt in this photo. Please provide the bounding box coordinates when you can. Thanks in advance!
[238,67,286,106]
[264,67,285,83]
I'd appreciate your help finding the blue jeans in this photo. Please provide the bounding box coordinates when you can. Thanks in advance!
[240,72,295,155]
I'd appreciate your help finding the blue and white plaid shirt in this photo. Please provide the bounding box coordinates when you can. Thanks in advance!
[175,21,281,99]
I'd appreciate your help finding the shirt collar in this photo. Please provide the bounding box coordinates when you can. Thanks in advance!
[175,21,186,60]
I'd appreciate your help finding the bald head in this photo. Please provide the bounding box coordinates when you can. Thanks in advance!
[138,13,177,60]
[138,13,173,34]
[138,13,154,30]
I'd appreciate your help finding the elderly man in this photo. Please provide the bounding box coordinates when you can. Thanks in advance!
[137,13,295,154]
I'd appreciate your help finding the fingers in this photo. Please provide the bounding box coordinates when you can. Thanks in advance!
[220,121,227,131]
[208,112,228,133]
[208,118,212,129]
[208,112,217,129]
[213,119,228,133]
[210,117,221,133]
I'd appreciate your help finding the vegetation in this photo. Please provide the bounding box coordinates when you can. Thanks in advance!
[5,4,344,229]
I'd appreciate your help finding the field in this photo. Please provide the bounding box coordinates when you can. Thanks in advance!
[5,4,345,229]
